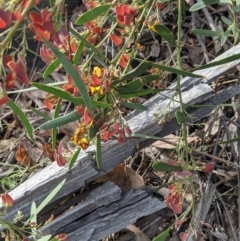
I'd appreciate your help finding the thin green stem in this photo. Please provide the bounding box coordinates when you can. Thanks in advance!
[97,22,118,49]
[176,0,190,164]
[231,0,239,45]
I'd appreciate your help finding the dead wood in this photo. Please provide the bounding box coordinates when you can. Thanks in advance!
[1,44,240,239]
[40,181,167,241]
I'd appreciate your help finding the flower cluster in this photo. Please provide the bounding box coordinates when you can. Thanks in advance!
[115,4,137,27]
[99,122,132,143]
[71,122,90,150]
[0,54,29,105]
[165,184,184,214]
[29,9,55,41]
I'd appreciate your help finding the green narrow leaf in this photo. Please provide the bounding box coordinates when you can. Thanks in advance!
[32,83,84,105]
[181,0,186,16]
[152,162,182,172]
[32,83,112,108]
[221,16,233,25]
[73,41,84,65]
[237,0,240,12]
[175,110,186,124]
[50,0,55,7]
[157,0,171,2]
[40,111,81,129]
[7,99,35,142]
[43,59,60,78]
[42,39,93,114]
[30,107,51,120]
[52,100,61,149]
[36,235,52,241]
[96,137,102,169]
[192,29,222,37]
[154,25,176,46]
[114,75,160,92]
[75,4,111,25]
[189,0,231,12]
[192,52,240,71]
[221,25,233,46]
[118,89,162,98]
[69,148,81,171]
[121,102,147,111]
[70,27,108,62]
[111,61,152,85]
[27,179,66,224]
[152,224,173,241]
[88,125,98,140]
[35,179,66,215]
[90,100,112,108]
[135,58,202,78]
[30,202,37,223]
[114,81,142,92]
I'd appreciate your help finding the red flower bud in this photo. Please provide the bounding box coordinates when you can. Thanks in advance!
[1,193,14,207]
[203,162,215,173]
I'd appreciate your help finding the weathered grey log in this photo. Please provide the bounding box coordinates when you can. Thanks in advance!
[41,182,167,241]
[41,182,123,235]
[1,44,240,239]
[1,83,212,222]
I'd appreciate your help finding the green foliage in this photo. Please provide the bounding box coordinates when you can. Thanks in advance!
[75,4,112,25]
[28,179,66,223]
[1,0,240,239]
[96,137,102,169]
[40,111,81,129]
[52,100,61,149]
[154,25,176,46]
[7,99,35,142]
[42,39,93,114]
[152,224,174,241]
[69,148,81,171]
[175,110,186,124]
[189,0,231,11]
[43,59,60,78]
[152,162,182,172]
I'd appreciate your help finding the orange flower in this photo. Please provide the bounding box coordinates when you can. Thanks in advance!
[0,9,11,29]
[115,4,137,27]
[55,233,67,241]
[165,184,184,214]
[110,34,123,46]
[1,193,14,207]
[84,108,93,125]
[84,20,102,45]
[5,72,15,90]
[84,0,98,10]
[2,55,14,69]
[12,10,22,21]
[29,9,55,41]
[7,59,29,85]
[0,84,8,106]
[52,28,78,54]
[203,162,215,173]
[119,54,129,68]
[54,142,67,167]
[40,44,55,64]
[44,93,60,110]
